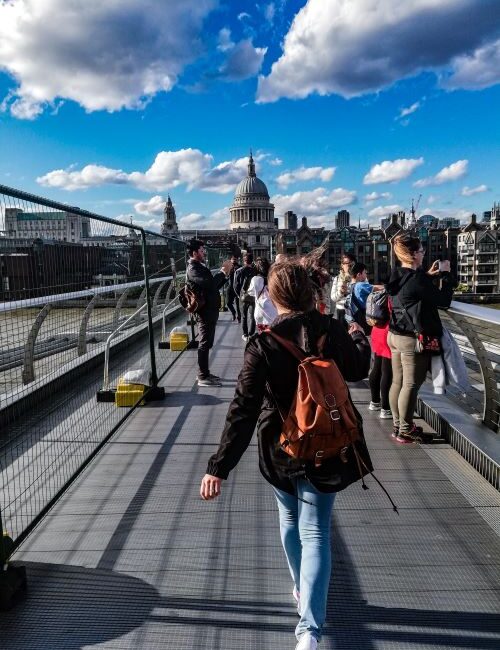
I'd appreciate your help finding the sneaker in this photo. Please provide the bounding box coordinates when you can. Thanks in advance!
[197,376,222,387]
[295,633,318,650]
[241,334,248,342]
[208,374,221,381]
[407,425,434,443]
[380,408,392,419]
[396,432,415,444]
[368,401,381,411]
[292,585,301,616]
[391,426,399,438]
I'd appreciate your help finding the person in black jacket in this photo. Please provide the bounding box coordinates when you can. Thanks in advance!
[233,253,256,341]
[200,261,371,650]
[386,233,454,442]
[186,239,227,387]
[226,255,241,322]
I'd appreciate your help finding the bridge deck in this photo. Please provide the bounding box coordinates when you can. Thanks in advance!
[3,313,500,649]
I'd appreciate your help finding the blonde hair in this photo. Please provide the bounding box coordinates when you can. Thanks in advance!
[393,233,421,266]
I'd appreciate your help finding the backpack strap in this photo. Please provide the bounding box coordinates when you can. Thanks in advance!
[265,331,306,361]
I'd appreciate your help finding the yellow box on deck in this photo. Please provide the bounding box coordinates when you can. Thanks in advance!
[115,382,147,407]
[170,332,189,351]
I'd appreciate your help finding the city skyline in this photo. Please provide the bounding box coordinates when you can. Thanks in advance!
[1,1,499,231]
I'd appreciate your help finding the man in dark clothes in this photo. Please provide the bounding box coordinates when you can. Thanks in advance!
[233,253,256,341]
[186,239,227,387]
[226,255,241,323]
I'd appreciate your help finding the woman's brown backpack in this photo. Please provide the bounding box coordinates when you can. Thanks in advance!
[266,331,362,468]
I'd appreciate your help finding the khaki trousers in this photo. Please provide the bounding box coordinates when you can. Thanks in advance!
[387,332,430,434]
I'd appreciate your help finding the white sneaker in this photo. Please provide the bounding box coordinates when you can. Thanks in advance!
[295,633,318,650]
[380,408,393,419]
[292,585,301,616]
[241,334,248,342]
[368,401,381,411]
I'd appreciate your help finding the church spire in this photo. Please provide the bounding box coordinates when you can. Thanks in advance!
[248,150,256,177]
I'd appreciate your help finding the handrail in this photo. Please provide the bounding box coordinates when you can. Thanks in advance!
[102,295,179,391]
[448,300,500,326]
[0,275,173,313]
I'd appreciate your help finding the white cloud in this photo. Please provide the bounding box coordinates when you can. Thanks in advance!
[268,157,283,166]
[0,0,215,118]
[397,101,421,120]
[179,213,205,227]
[363,158,424,185]
[38,149,213,192]
[134,195,167,217]
[38,150,274,195]
[443,38,500,91]
[264,3,276,24]
[461,184,488,196]
[364,191,392,203]
[178,207,230,230]
[219,39,267,81]
[276,166,336,187]
[368,204,404,218]
[217,28,234,53]
[257,0,500,103]
[272,187,356,216]
[37,164,130,191]
[238,12,251,21]
[414,160,468,188]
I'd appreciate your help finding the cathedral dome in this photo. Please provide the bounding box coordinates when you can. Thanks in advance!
[234,153,269,198]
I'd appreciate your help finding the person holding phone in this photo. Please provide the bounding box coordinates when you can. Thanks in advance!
[386,234,454,443]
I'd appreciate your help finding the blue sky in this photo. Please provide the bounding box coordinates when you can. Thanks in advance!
[0,0,499,231]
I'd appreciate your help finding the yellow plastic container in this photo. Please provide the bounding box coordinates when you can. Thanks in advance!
[115,382,147,407]
[170,328,189,351]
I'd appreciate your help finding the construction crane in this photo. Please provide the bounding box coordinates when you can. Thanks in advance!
[406,194,422,229]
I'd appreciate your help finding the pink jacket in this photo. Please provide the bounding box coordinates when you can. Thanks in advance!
[371,323,391,358]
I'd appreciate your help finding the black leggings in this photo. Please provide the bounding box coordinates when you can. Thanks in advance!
[369,354,392,410]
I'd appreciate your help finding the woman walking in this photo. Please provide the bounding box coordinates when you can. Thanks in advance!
[200,261,371,649]
[386,233,454,443]
[248,257,278,332]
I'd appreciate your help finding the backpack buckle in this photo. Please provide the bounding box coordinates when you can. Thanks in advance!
[340,447,349,463]
[325,393,341,421]
[315,450,324,467]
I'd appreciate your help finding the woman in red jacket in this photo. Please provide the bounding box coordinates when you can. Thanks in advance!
[368,323,393,419]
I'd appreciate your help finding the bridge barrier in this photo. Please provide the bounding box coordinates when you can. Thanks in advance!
[0,185,228,569]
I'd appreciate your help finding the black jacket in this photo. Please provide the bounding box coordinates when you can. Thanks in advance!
[386,267,454,338]
[187,259,226,322]
[234,265,256,298]
[207,310,373,495]
[228,262,241,294]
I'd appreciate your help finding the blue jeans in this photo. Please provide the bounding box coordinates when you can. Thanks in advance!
[273,479,336,641]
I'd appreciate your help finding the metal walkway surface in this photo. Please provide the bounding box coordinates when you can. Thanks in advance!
[2,313,500,650]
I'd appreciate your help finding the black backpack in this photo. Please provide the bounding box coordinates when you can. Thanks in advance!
[365,289,390,327]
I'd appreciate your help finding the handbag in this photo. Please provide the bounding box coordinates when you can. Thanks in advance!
[400,305,441,355]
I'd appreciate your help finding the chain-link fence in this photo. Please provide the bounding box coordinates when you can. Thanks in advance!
[0,185,227,558]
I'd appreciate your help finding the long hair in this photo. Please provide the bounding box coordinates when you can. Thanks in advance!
[393,233,421,266]
[268,261,315,312]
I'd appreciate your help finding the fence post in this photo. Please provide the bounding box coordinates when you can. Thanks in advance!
[140,231,165,400]
[78,294,99,356]
[22,303,52,384]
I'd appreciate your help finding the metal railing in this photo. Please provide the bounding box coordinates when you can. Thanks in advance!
[442,301,500,433]
[0,184,228,563]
